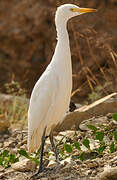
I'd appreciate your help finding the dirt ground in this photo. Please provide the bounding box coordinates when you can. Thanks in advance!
[1,112,117,180]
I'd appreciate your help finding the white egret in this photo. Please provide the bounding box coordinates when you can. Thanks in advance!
[28,4,96,174]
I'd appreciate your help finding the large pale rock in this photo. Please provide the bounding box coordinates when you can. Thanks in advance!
[55,93,117,133]
[96,166,117,180]
[11,159,36,172]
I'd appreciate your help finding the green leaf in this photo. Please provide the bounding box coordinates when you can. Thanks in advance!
[79,152,85,161]
[31,158,39,165]
[64,144,73,153]
[0,150,19,168]
[110,142,115,153]
[112,113,117,121]
[87,124,98,132]
[96,131,104,142]
[82,139,90,149]
[97,145,105,154]
[74,142,81,150]
[18,149,30,159]
[113,131,117,141]
[2,150,9,157]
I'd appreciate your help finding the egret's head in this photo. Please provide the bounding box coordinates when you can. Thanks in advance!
[55,4,96,24]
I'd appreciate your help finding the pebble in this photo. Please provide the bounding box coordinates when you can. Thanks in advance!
[91,170,97,177]
[87,161,99,169]
[61,157,71,166]
[16,133,23,141]
[106,113,112,119]
[11,159,36,172]
[0,165,4,172]
[0,143,3,148]
[97,160,104,167]
[48,160,57,168]
[3,134,9,139]
[76,160,82,165]
[60,163,72,173]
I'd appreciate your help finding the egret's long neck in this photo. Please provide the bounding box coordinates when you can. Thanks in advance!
[52,16,72,81]
[56,21,69,42]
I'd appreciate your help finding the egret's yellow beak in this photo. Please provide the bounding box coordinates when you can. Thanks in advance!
[71,8,97,13]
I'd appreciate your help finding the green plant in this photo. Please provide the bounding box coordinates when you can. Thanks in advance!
[0,150,19,168]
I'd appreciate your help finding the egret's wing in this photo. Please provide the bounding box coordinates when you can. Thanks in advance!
[28,70,58,153]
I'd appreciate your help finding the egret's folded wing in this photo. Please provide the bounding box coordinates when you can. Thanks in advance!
[28,71,59,153]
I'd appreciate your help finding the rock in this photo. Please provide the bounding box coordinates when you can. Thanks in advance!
[61,157,71,166]
[0,166,4,172]
[20,144,27,150]
[87,161,99,169]
[11,159,36,172]
[41,178,48,180]
[21,138,27,145]
[0,143,3,148]
[48,160,57,168]
[3,139,17,148]
[96,166,117,180]
[60,163,72,173]
[0,119,10,133]
[98,160,104,167]
[55,93,117,132]
[106,113,112,119]
[75,160,82,165]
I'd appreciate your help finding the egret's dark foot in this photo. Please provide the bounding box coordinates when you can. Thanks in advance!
[30,163,62,179]
[29,168,43,179]
[43,164,61,174]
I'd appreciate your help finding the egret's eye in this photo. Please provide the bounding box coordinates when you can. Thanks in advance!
[70,8,74,12]
[70,8,77,12]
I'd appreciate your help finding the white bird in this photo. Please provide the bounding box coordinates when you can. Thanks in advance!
[28,4,96,174]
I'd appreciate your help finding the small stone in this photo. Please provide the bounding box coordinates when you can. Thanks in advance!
[48,160,57,168]
[0,172,4,179]
[4,139,17,148]
[87,161,99,169]
[60,163,71,173]
[76,160,82,165]
[20,144,27,150]
[3,134,9,139]
[91,170,97,177]
[21,138,27,145]
[4,141,11,147]
[17,133,23,141]
[97,160,104,167]
[111,156,117,162]
[61,157,71,166]
[11,159,36,172]
[0,119,10,133]
[106,113,112,119]
[0,165,4,172]
[0,143,3,148]
[87,169,92,175]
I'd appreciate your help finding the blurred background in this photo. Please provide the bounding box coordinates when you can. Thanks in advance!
[0,0,117,104]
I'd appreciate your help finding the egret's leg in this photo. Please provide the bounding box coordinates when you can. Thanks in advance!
[49,132,60,164]
[37,127,46,174]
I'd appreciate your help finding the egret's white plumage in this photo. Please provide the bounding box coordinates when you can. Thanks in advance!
[28,4,96,153]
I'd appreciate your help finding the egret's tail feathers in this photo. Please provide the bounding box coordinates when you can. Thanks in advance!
[28,127,43,153]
